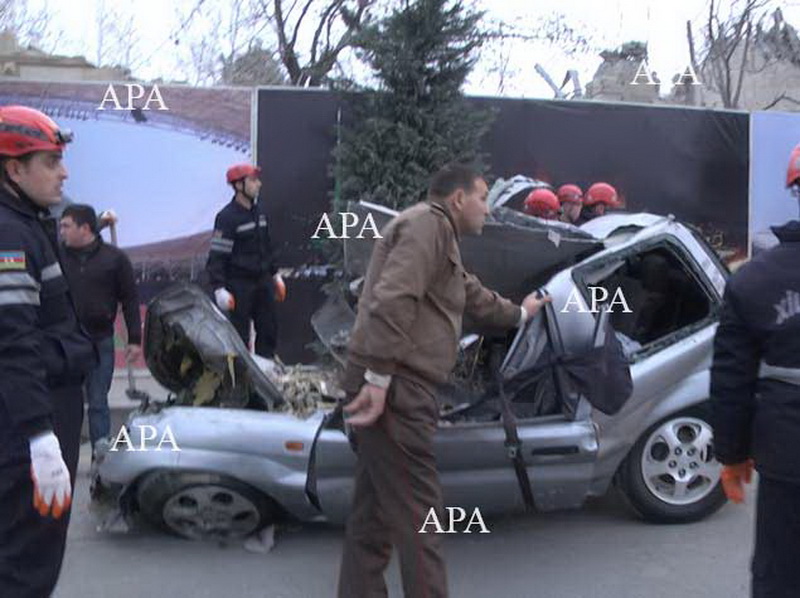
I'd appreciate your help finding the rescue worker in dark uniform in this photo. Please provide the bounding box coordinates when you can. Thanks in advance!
[0,105,97,597]
[577,181,620,224]
[523,187,561,220]
[337,163,550,598]
[711,143,800,598]
[557,183,584,225]
[205,163,285,358]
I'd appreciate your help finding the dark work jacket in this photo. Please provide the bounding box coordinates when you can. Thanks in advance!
[711,221,800,482]
[62,237,141,344]
[573,211,592,226]
[206,197,277,289]
[0,187,97,437]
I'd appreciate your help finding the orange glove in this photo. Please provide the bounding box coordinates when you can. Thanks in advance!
[273,274,286,302]
[720,460,754,504]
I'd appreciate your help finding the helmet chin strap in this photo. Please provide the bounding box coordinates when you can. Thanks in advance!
[235,180,257,205]
[790,184,800,217]
[6,177,38,210]
[2,159,47,213]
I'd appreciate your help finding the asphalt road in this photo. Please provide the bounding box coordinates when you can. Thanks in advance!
[55,444,757,598]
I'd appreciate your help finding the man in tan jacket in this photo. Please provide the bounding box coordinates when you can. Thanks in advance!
[337,163,550,598]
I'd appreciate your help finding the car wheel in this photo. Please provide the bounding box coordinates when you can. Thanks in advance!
[618,406,726,523]
[136,470,277,541]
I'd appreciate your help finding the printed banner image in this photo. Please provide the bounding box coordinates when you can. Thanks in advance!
[0,80,252,363]
[256,90,752,363]
[0,80,250,256]
[474,98,750,266]
[750,111,800,256]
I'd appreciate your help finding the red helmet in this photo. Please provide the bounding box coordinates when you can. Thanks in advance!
[787,144,800,188]
[226,163,261,184]
[0,105,73,157]
[584,182,620,207]
[524,188,560,217]
[557,184,583,205]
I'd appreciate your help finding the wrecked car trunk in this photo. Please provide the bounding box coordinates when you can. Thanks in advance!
[143,283,342,416]
[345,198,602,304]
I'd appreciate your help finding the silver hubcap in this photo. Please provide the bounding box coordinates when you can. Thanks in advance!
[640,416,720,506]
[162,485,261,540]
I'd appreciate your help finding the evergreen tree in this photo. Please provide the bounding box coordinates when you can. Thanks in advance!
[334,0,493,212]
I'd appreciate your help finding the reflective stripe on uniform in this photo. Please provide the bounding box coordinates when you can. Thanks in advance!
[0,271,40,290]
[759,361,800,386]
[0,288,40,306]
[236,222,256,233]
[41,262,62,281]
[210,237,234,254]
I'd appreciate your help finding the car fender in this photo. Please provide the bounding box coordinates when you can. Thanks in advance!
[98,406,327,522]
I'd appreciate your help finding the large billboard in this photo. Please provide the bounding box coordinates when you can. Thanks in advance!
[750,111,800,255]
[0,80,251,251]
[0,80,252,362]
[255,90,751,362]
[475,97,750,263]
[257,88,751,267]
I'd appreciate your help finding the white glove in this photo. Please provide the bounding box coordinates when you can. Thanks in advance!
[29,431,72,519]
[98,209,118,227]
[215,288,235,311]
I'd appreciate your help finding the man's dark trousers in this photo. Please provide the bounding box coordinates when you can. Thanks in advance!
[338,374,448,598]
[227,275,277,358]
[752,475,800,598]
[0,384,84,598]
[85,335,115,447]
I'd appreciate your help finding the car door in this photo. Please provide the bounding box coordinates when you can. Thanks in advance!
[435,298,601,514]
[567,231,724,474]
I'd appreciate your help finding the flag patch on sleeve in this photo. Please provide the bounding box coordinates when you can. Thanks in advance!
[0,251,27,271]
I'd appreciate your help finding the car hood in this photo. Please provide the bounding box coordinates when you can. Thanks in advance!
[143,284,344,415]
[143,283,285,410]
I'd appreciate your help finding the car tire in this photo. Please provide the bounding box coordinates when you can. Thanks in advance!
[136,470,278,541]
[617,405,726,523]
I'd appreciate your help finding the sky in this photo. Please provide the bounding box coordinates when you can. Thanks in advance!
[31,0,800,99]
[467,0,709,97]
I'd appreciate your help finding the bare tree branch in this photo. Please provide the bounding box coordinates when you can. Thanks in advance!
[271,0,302,82]
[762,92,800,109]
[284,0,301,21]
[289,0,315,51]
[309,1,343,66]
[324,2,342,57]
[261,0,378,86]
[690,0,780,108]
[0,0,62,53]
[732,19,752,107]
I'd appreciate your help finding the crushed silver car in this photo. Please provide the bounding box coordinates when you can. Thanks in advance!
[95,207,729,541]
